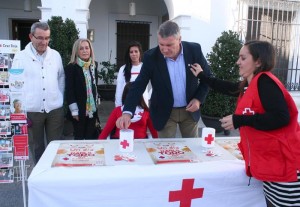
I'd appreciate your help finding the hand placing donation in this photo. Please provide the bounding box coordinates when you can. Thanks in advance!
[116,113,132,129]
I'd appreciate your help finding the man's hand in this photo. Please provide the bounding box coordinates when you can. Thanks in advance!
[72,115,79,121]
[186,98,200,112]
[116,113,132,129]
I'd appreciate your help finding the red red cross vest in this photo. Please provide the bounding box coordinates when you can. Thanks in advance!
[235,72,300,182]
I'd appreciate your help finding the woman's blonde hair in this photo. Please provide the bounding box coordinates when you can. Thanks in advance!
[69,38,95,65]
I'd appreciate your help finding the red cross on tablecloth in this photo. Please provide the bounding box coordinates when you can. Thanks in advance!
[205,134,214,144]
[242,107,255,115]
[120,140,130,149]
[169,178,204,207]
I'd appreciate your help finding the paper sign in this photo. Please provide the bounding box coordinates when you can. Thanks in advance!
[119,129,134,152]
[201,127,215,148]
[13,134,29,160]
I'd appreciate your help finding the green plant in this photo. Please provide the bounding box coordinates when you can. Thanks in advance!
[47,16,79,118]
[47,16,79,67]
[98,61,117,85]
[201,30,242,117]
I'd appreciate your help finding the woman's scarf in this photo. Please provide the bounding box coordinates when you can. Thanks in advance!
[77,57,97,118]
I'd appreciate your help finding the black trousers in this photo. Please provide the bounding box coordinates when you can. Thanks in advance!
[71,115,97,140]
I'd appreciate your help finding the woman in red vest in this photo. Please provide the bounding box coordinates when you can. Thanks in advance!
[190,40,300,207]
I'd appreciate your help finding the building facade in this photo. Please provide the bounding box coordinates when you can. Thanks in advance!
[1,0,300,108]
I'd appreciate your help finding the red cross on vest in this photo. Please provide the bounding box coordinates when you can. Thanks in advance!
[169,178,204,207]
[120,140,130,149]
[242,107,255,115]
[205,134,214,144]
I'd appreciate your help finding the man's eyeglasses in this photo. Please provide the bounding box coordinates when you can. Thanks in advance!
[32,34,51,42]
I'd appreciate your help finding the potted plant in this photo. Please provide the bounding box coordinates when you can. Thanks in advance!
[201,30,242,135]
[48,16,79,67]
[97,60,117,101]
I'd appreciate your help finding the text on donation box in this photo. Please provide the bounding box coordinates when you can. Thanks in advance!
[201,127,215,148]
[119,129,134,152]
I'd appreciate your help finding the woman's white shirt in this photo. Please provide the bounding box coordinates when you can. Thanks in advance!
[115,63,150,107]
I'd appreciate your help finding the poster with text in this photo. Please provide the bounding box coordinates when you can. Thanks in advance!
[52,142,105,167]
[0,40,20,54]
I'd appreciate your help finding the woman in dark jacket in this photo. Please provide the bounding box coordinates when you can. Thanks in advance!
[65,38,99,139]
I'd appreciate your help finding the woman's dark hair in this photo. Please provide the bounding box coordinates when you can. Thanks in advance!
[121,82,148,110]
[239,40,276,94]
[245,40,275,73]
[123,41,143,82]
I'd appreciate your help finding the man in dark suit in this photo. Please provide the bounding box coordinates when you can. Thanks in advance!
[116,20,211,138]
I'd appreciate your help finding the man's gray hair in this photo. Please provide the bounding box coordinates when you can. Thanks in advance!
[30,22,50,34]
[157,21,180,38]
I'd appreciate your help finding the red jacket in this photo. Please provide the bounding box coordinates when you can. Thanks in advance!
[98,106,158,139]
[235,72,300,182]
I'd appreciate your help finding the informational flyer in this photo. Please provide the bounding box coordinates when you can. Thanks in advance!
[145,141,200,164]
[0,168,14,183]
[10,92,26,123]
[0,104,10,120]
[0,153,13,168]
[216,139,243,160]
[0,120,11,136]
[0,70,9,86]
[0,88,9,103]
[0,138,12,151]
[52,142,105,167]
[13,135,29,160]
[8,68,25,92]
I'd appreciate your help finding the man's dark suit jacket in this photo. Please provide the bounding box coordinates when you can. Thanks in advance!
[123,41,211,131]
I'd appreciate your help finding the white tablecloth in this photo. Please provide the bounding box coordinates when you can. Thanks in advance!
[28,138,266,207]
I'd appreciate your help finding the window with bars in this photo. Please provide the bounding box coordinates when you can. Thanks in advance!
[246,7,295,86]
[237,0,300,90]
[116,21,150,70]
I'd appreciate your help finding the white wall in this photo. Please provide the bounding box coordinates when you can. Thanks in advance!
[88,0,167,63]
[176,0,238,57]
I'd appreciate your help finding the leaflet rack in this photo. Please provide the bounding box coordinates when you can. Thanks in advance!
[13,144,29,207]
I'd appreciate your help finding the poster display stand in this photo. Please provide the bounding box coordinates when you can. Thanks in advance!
[0,39,28,207]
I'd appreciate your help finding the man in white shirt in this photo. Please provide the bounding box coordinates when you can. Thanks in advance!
[12,22,65,163]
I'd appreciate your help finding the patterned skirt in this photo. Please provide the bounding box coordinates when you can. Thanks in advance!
[263,172,300,206]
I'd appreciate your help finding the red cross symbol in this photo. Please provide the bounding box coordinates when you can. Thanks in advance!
[242,107,255,115]
[169,179,204,207]
[120,140,130,149]
[205,134,214,144]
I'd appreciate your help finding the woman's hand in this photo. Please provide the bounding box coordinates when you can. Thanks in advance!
[219,115,234,130]
[189,63,203,77]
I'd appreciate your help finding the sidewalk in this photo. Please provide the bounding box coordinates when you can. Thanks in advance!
[0,100,239,207]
